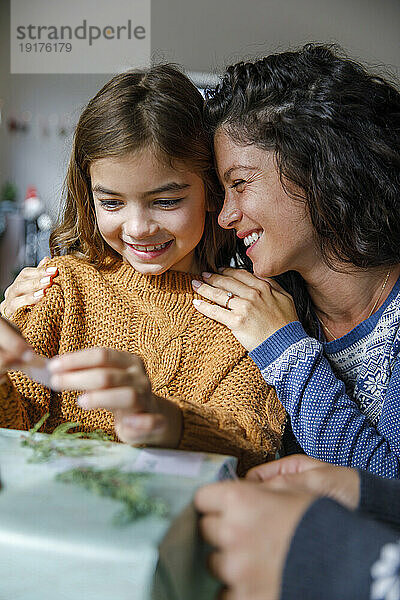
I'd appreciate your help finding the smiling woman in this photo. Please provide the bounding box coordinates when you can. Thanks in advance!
[0,64,285,473]
[192,43,400,476]
[214,138,315,279]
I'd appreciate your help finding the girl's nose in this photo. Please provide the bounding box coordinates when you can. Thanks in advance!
[124,211,158,240]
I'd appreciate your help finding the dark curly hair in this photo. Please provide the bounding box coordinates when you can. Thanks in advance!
[205,43,400,335]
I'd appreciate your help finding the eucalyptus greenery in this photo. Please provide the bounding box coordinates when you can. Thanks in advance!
[20,413,169,524]
[20,412,114,462]
[57,467,168,525]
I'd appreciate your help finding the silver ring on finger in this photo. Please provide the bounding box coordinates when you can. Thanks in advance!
[0,308,11,320]
[224,291,234,309]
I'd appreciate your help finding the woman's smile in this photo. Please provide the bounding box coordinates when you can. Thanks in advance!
[239,230,263,254]
[215,130,317,278]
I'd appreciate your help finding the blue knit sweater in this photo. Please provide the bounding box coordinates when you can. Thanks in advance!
[250,276,400,478]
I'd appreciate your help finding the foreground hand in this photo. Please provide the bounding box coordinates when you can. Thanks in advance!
[48,348,182,447]
[191,268,298,351]
[0,257,58,319]
[195,480,315,600]
[0,316,37,383]
[247,454,360,510]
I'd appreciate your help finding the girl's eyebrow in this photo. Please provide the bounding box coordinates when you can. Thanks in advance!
[140,182,190,198]
[91,182,191,198]
[92,185,122,196]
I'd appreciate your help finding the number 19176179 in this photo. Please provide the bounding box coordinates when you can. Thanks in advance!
[19,43,72,52]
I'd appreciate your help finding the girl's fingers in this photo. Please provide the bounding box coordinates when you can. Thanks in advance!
[120,412,166,432]
[77,386,149,411]
[116,412,167,445]
[0,317,33,364]
[76,387,169,445]
[49,347,140,373]
[50,366,136,391]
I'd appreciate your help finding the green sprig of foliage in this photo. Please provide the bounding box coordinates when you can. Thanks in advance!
[20,412,114,462]
[56,467,169,525]
[20,414,168,524]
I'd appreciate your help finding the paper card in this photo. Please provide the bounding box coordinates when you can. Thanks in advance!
[22,364,53,389]
[11,353,53,389]
[133,449,205,478]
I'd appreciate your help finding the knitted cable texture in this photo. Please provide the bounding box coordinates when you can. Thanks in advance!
[0,255,285,473]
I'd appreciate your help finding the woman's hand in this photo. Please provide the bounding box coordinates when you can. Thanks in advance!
[191,268,298,351]
[195,480,315,600]
[0,257,58,319]
[247,454,361,511]
[48,348,183,448]
[195,457,360,599]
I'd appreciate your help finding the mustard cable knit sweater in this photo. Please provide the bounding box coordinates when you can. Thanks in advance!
[0,256,285,472]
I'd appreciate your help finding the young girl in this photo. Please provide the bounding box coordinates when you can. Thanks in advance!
[0,65,285,473]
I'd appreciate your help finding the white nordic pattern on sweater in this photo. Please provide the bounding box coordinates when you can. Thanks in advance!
[264,292,400,426]
[371,540,400,600]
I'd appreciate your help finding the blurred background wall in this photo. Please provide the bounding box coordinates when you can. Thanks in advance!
[0,0,399,290]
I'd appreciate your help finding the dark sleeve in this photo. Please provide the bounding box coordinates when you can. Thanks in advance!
[358,469,400,532]
[280,497,400,600]
[279,415,304,457]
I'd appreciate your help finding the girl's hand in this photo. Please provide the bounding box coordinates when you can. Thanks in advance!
[48,348,183,448]
[247,454,361,511]
[0,317,36,383]
[0,257,58,319]
[191,268,299,351]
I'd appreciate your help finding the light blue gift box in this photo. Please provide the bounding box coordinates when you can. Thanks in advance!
[0,428,236,600]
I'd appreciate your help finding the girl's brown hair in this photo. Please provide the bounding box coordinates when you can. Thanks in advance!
[50,64,236,272]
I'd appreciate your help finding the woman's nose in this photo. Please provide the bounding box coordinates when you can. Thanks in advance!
[218,197,243,229]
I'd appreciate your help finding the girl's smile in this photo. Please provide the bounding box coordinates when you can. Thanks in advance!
[124,239,174,259]
[90,149,207,275]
